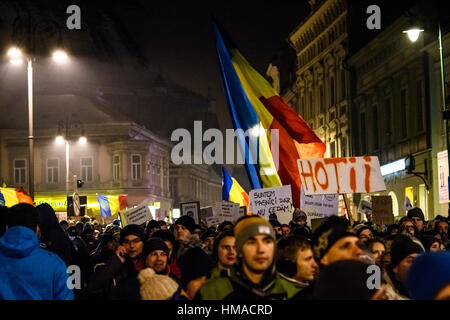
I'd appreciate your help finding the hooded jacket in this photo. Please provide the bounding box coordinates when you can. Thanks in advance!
[0,226,74,300]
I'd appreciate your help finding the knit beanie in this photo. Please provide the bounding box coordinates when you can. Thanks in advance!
[174,215,196,234]
[142,238,169,260]
[314,260,378,300]
[179,247,212,289]
[120,224,146,244]
[269,219,282,229]
[234,216,276,253]
[390,234,424,268]
[312,216,356,261]
[407,208,425,221]
[405,251,450,300]
[292,209,307,222]
[138,268,179,300]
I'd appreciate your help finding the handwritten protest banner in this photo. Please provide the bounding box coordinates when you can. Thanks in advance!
[214,201,240,223]
[124,204,153,226]
[297,156,386,195]
[249,185,293,224]
[300,186,338,227]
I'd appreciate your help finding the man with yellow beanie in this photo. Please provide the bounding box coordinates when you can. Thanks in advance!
[197,216,300,300]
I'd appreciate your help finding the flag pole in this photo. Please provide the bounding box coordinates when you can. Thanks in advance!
[342,194,354,226]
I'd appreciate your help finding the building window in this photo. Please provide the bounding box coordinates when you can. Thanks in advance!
[47,158,59,184]
[330,76,335,106]
[341,136,347,157]
[330,141,336,158]
[373,105,379,150]
[341,70,346,101]
[81,157,93,182]
[319,84,325,113]
[400,89,408,138]
[131,154,142,180]
[360,112,367,154]
[309,90,313,119]
[14,159,26,184]
[113,155,120,181]
[417,80,425,132]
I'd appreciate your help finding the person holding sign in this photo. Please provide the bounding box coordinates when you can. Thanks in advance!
[197,216,300,300]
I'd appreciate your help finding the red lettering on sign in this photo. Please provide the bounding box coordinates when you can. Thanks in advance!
[349,157,356,163]
[324,158,347,194]
[314,161,329,190]
[365,164,371,193]
[363,156,372,163]
[300,160,316,192]
[350,167,356,193]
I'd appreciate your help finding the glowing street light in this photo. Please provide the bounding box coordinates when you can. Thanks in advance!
[55,135,65,144]
[52,50,68,63]
[78,136,87,144]
[403,28,424,43]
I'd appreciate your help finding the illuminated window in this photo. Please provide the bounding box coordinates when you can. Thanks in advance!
[14,159,26,184]
[47,158,59,184]
[81,157,93,182]
[131,154,142,180]
[405,186,414,215]
[113,155,120,181]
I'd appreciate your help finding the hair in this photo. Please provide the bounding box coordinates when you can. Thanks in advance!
[212,230,234,262]
[151,229,176,246]
[364,237,385,252]
[59,220,69,227]
[276,234,311,263]
[7,203,39,231]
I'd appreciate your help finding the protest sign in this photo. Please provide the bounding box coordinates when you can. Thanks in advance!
[200,206,214,226]
[214,201,240,223]
[404,197,413,212]
[249,185,293,224]
[297,156,386,195]
[300,186,338,227]
[438,150,449,203]
[181,201,200,224]
[371,195,394,226]
[358,200,372,216]
[123,204,153,226]
[239,206,247,217]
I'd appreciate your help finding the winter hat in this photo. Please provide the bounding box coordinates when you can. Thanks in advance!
[420,235,441,251]
[119,224,146,244]
[201,229,217,242]
[269,219,282,229]
[67,226,77,237]
[138,268,179,300]
[292,209,307,222]
[217,221,233,232]
[174,215,196,234]
[314,260,378,300]
[390,234,424,268]
[142,238,169,260]
[179,247,212,289]
[405,251,450,300]
[353,224,371,237]
[100,233,116,246]
[407,208,425,221]
[146,220,161,231]
[312,216,356,261]
[234,216,276,253]
[112,219,121,226]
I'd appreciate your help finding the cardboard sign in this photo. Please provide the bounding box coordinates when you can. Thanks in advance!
[297,157,386,195]
[181,202,200,224]
[249,185,293,224]
[124,205,153,226]
[438,150,449,203]
[200,206,214,227]
[214,201,240,223]
[371,195,394,226]
[300,186,338,227]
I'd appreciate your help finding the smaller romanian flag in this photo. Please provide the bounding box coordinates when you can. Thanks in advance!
[97,194,128,218]
[222,167,249,208]
[0,187,33,207]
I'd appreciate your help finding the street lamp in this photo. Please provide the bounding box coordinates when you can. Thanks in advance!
[7,46,69,200]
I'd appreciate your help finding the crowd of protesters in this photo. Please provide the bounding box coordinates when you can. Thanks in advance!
[0,202,449,300]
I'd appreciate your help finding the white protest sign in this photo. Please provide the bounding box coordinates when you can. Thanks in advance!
[214,201,240,223]
[297,156,386,195]
[300,186,338,227]
[438,150,449,203]
[404,197,413,212]
[181,202,200,224]
[200,206,215,227]
[249,185,293,224]
[124,205,153,226]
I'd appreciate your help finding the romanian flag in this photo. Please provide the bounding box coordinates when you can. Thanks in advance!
[222,167,249,207]
[97,194,128,218]
[214,23,325,208]
[0,187,33,207]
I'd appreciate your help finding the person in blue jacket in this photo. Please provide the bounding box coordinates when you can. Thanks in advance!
[0,203,74,300]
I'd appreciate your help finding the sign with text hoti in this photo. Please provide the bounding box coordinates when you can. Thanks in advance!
[297,156,386,195]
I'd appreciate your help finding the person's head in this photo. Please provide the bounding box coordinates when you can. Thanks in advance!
[420,234,445,252]
[407,208,425,232]
[75,222,84,235]
[406,251,450,300]
[234,216,276,283]
[435,219,449,241]
[145,220,161,239]
[398,217,417,237]
[217,221,233,232]
[7,203,39,233]
[213,230,236,269]
[386,224,399,236]
[281,224,291,237]
[201,230,216,252]
[138,268,179,300]
[120,224,146,260]
[354,224,374,243]
[269,219,283,239]
[100,233,119,252]
[313,260,380,300]
[292,209,307,227]
[276,235,318,283]
[312,216,362,267]
[59,220,69,233]
[151,229,176,259]
[157,220,168,230]
[179,247,212,299]
[389,234,424,284]
[174,215,195,243]
[193,224,204,237]
[365,238,386,265]
[142,238,169,274]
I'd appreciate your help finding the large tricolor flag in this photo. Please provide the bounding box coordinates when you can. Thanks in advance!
[0,187,33,207]
[222,166,249,207]
[97,194,128,218]
[214,23,326,208]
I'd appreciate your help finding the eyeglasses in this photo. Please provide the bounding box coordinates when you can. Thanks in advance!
[122,238,142,246]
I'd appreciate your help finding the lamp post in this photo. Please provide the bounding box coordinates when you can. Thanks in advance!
[7,47,68,200]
